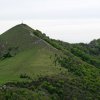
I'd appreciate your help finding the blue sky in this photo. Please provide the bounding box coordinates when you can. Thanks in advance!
[0,0,100,43]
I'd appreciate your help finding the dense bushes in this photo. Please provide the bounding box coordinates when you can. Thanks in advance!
[0,72,99,100]
[70,44,100,68]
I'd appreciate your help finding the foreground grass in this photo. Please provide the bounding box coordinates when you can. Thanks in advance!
[0,46,66,84]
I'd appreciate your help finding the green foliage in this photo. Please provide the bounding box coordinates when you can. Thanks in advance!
[20,73,31,80]
[70,43,100,68]
[0,73,99,100]
[0,88,35,100]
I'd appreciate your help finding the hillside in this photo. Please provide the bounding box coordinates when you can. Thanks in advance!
[0,24,99,100]
[0,24,66,84]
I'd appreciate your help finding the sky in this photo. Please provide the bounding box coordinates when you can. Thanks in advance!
[0,0,100,43]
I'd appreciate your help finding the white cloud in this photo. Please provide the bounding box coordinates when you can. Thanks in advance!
[0,0,100,43]
[0,0,100,20]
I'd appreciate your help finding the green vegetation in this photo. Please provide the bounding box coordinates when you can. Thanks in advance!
[0,24,99,100]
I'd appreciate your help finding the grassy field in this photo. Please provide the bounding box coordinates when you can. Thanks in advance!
[0,46,66,84]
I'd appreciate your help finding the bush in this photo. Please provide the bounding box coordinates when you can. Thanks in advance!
[20,73,31,79]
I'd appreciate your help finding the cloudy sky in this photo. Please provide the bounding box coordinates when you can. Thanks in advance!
[0,0,100,43]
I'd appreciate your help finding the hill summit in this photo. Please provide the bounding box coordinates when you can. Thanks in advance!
[0,24,56,52]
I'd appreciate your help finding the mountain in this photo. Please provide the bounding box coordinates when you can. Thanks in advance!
[0,24,99,100]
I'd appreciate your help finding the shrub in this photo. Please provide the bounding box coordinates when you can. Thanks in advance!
[20,73,31,79]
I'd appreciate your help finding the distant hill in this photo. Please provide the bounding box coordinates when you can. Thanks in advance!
[0,24,99,100]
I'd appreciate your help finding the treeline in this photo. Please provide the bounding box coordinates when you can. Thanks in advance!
[33,30,100,99]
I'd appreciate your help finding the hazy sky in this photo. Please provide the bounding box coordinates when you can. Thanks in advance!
[0,0,100,43]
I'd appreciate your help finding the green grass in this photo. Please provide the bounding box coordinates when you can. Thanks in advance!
[0,46,66,84]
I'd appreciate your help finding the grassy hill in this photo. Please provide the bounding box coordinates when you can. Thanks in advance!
[0,24,99,100]
[0,24,66,84]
